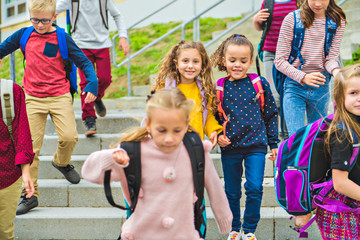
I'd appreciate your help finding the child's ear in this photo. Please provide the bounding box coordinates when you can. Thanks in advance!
[145,117,150,131]
[53,13,58,21]
[250,58,254,66]
[222,57,226,66]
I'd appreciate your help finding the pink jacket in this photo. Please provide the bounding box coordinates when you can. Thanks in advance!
[82,139,232,240]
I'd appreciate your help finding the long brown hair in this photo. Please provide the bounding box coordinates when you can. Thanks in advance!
[300,0,346,29]
[154,40,217,114]
[325,64,360,150]
[119,88,195,144]
[210,34,254,72]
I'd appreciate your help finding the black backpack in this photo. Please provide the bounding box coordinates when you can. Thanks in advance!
[104,131,207,239]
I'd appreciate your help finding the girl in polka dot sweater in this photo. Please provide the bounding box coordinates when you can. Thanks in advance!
[210,34,280,240]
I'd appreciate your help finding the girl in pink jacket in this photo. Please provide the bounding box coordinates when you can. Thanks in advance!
[82,88,232,240]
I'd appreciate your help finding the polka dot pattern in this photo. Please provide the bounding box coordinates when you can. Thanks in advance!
[220,76,280,152]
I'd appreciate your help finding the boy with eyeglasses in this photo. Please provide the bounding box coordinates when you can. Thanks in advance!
[0,0,98,215]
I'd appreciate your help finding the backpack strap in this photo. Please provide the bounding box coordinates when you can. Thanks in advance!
[56,26,78,95]
[183,131,206,238]
[215,76,230,138]
[103,141,141,213]
[19,26,35,55]
[248,73,265,114]
[99,0,109,30]
[1,79,15,143]
[289,10,305,67]
[324,16,337,57]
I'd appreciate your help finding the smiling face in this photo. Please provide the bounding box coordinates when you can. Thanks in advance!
[222,44,253,81]
[146,108,189,154]
[344,77,360,117]
[307,0,330,18]
[174,48,202,84]
[29,10,57,34]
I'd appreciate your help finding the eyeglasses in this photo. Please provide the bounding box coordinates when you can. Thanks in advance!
[30,17,53,25]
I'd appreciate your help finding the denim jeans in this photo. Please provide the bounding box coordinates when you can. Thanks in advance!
[221,152,266,233]
[283,71,331,136]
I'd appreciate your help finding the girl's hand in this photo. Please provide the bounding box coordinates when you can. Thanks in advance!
[82,92,96,103]
[119,37,130,56]
[268,148,278,161]
[253,9,270,30]
[218,135,231,147]
[112,150,130,166]
[302,72,326,87]
[209,131,218,149]
[21,164,35,198]
[332,68,340,78]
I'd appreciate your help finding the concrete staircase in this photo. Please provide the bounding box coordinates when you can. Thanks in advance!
[15,0,360,238]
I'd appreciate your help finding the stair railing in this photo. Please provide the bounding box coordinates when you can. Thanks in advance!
[112,0,225,96]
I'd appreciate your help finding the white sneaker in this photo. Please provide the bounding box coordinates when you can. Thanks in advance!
[241,231,257,240]
[227,231,241,240]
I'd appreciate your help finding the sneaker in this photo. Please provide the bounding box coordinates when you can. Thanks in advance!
[94,99,107,117]
[241,231,257,240]
[227,231,241,240]
[51,161,80,184]
[16,195,38,215]
[84,116,97,137]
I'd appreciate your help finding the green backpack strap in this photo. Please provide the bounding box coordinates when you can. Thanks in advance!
[1,79,15,143]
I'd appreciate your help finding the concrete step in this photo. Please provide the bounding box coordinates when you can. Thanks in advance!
[45,110,143,135]
[38,153,275,180]
[33,176,276,208]
[14,207,322,240]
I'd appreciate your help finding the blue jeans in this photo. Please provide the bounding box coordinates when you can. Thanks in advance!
[283,71,331,136]
[221,153,266,233]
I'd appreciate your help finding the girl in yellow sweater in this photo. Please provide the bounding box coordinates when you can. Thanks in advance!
[155,40,221,147]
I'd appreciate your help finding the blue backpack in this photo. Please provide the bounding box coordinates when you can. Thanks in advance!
[19,26,78,96]
[272,9,337,137]
[274,114,360,238]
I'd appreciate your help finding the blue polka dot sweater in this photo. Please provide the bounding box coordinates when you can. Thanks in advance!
[216,76,280,155]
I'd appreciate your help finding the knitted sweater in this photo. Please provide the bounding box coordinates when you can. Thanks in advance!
[82,139,232,240]
[274,11,345,84]
[216,76,279,155]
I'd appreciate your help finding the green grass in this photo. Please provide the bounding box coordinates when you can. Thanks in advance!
[0,16,241,98]
[344,45,360,66]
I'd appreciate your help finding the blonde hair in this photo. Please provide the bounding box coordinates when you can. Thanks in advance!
[325,64,360,149]
[119,88,195,143]
[154,40,218,114]
[28,0,56,15]
[210,34,254,72]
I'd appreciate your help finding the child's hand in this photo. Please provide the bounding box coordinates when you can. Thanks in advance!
[21,164,35,198]
[112,150,130,166]
[302,72,326,87]
[254,9,270,25]
[209,131,218,149]
[332,68,340,77]
[119,37,130,56]
[268,148,278,161]
[82,92,96,103]
[218,135,231,147]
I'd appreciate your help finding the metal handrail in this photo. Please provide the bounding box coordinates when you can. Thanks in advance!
[112,0,225,95]
[204,9,258,49]
[111,0,178,96]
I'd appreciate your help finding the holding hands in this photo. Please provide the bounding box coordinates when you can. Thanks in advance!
[218,134,231,148]
[112,150,130,166]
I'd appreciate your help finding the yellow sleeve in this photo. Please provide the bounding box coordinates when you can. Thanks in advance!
[204,108,222,139]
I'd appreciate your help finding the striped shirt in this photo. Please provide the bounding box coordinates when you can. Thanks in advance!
[262,0,298,52]
[274,12,345,84]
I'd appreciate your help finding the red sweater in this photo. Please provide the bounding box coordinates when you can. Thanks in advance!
[0,82,34,189]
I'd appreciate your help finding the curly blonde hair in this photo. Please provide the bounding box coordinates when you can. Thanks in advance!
[210,34,254,72]
[154,40,218,114]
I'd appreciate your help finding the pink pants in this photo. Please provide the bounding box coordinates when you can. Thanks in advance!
[78,48,112,120]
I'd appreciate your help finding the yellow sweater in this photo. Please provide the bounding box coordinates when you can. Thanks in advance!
[177,82,222,140]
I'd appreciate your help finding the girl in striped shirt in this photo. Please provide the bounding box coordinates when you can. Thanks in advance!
[274,0,346,228]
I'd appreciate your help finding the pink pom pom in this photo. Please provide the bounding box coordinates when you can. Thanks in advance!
[162,217,175,229]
